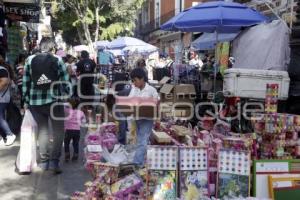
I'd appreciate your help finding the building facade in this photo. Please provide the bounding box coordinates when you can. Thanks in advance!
[136,0,205,63]
[136,0,299,63]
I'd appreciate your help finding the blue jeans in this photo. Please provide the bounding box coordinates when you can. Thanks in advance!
[0,103,12,137]
[116,112,127,145]
[133,119,154,166]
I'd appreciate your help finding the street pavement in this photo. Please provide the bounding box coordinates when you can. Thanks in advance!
[0,134,91,200]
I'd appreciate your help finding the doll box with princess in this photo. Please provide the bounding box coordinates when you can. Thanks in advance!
[92,162,120,183]
[179,147,210,198]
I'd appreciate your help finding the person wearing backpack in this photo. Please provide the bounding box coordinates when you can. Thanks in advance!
[22,37,69,174]
[76,51,96,103]
[0,54,16,146]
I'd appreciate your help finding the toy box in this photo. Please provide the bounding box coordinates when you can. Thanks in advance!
[111,174,143,198]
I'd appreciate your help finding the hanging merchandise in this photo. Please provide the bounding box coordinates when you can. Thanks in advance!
[216,42,230,76]
[7,25,23,65]
[265,84,279,114]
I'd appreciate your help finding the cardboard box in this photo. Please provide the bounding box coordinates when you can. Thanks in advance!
[172,125,192,137]
[159,76,171,85]
[160,84,175,102]
[159,84,196,103]
[174,84,196,103]
[115,97,159,119]
[152,129,172,143]
[173,107,193,118]
[159,103,193,119]
[149,76,171,90]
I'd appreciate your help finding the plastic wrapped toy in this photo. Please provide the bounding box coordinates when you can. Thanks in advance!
[110,174,143,198]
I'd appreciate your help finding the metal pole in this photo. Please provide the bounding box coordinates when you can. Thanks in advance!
[264,0,291,32]
[213,31,218,96]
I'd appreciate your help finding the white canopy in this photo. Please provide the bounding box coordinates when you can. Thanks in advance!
[232,20,290,71]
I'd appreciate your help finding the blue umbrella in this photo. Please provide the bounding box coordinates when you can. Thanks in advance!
[109,36,152,49]
[161,1,268,33]
[108,36,158,54]
[191,32,239,50]
[161,1,268,93]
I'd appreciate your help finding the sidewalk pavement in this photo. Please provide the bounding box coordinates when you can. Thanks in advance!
[0,136,91,200]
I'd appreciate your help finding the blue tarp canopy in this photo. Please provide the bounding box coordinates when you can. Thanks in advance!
[191,32,239,50]
[161,1,268,33]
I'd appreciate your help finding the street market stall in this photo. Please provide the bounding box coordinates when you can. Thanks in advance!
[161,1,268,94]
[68,2,300,200]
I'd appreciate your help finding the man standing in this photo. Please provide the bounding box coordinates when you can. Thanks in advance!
[189,51,204,70]
[23,37,69,174]
[76,51,96,103]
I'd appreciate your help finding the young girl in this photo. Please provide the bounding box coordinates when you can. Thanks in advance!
[64,98,86,162]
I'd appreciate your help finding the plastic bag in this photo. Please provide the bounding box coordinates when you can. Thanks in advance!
[16,110,37,173]
[102,145,129,165]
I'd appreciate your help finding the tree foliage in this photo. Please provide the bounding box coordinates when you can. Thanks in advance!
[50,0,145,47]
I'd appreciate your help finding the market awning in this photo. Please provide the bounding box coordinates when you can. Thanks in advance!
[191,32,239,50]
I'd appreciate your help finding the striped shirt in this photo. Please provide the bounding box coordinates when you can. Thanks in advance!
[22,54,69,106]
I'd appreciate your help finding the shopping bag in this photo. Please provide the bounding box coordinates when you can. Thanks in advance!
[16,110,37,173]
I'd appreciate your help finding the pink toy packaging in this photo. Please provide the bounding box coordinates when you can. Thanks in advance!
[110,174,143,198]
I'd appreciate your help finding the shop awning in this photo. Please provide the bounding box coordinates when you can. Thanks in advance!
[191,32,239,50]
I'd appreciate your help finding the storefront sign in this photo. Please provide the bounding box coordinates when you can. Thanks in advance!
[0,2,40,23]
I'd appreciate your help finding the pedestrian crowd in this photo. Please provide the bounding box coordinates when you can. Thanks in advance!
[0,37,159,175]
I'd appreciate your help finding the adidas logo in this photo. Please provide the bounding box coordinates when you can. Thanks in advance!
[37,74,51,85]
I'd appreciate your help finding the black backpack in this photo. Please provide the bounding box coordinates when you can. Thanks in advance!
[31,53,59,90]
